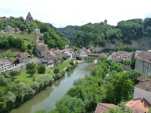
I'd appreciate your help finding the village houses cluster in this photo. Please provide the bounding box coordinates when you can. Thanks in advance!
[0,12,92,73]
[1,12,151,113]
[95,50,151,113]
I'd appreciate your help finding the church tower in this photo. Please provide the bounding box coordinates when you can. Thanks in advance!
[26,12,33,22]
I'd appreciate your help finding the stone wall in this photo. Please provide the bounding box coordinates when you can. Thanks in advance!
[134,87,151,104]
[135,59,151,76]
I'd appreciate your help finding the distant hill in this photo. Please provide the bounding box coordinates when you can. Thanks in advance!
[58,18,151,51]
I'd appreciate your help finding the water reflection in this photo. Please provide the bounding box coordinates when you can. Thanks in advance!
[11,63,90,113]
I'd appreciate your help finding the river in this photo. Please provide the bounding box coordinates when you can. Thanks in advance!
[11,63,90,113]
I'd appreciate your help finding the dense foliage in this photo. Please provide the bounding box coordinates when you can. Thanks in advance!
[47,59,139,113]
[35,22,69,49]
[0,60,74,113]
[37,64,46,74]
[26,63,36,75]
[0,17,69,50]
[0,35,22,49]
[58,18,151,49]
[0,17,35,33]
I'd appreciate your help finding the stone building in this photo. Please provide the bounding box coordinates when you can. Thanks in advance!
[135,51,151,76]
[109,51,133,62]
[36,43,48,58]
[0,59,13,72]
[35,28,49,58]
[134,77,151,105]
[26,12,33,22]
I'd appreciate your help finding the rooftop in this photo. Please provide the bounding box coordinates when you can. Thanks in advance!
[0,59,12,65]
[135,51,151,63]
[126,98,150,113]
[26,12,33,22]
[136,76,151,92]
[95,103,116,113]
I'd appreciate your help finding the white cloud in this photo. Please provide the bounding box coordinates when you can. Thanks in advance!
[0,0,151,27]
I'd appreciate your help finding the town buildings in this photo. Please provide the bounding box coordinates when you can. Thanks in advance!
[0,59,13,72]
[109,51,133,62]
[134,77,151,105]
[135,51,151,76]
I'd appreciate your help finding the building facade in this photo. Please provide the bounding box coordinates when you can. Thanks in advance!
[135,51,151,76]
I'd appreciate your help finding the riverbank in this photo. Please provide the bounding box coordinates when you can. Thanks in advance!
[10,63,90,113]
[47,59,139,113]
[0,59,77,113]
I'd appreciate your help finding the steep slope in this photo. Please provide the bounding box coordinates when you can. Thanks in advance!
[58,18,151,51]
[0,16,69,50]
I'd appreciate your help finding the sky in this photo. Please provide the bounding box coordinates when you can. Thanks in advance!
[0,0,151,27]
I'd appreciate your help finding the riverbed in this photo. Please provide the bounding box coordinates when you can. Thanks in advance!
[11,63,90,113]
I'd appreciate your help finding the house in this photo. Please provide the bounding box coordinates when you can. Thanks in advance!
[135,51,151,76]
[134,77,151,105]
[109,51,133,62]
[62,49,74,59]
[126,98,150,113]
[0,17,7,21]
[0,59,13,72]
[78,48,89,59]
[15,52,31,64]
[94,103,116,113]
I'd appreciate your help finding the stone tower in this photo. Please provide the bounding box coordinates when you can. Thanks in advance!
[26,12,33,22]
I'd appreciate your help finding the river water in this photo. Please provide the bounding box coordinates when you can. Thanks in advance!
[11,63,90,113]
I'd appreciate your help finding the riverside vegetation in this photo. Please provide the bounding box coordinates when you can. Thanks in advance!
[0,15,149,113]
[0,59,76,113]
[35,59,139,113]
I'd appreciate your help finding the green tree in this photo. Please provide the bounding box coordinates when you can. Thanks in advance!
[26,63,36,75]
[37,64,46,74]
[55,96,85,113]
[104,72,133,104]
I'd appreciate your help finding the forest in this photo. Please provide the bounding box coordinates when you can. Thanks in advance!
[58,18,151,50]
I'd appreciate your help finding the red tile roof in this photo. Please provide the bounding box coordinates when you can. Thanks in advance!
[126,98,150,113]
[95,103,116,113]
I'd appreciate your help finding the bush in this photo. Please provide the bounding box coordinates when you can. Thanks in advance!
[26,63,36,75]
[54,68,60,74]
[37,64,46,74]
[9,71,19,76]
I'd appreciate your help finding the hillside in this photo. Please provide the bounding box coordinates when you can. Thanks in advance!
[58,18,151,51]
[0,15,69,53]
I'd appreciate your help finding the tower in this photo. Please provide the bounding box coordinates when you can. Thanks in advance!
[26,12,33,22]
